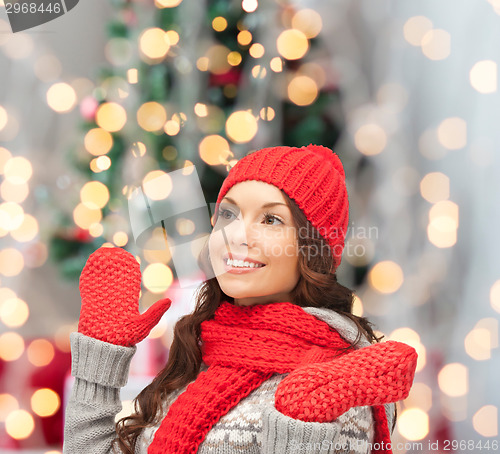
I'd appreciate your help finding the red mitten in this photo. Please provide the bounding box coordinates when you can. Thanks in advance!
[274,340,418,423]
[78,247,171,347]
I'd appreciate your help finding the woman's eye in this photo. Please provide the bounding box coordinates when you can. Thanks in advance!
[218,209,235,220]
[263,213,283,225]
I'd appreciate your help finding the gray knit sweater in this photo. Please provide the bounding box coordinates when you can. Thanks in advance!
[63,307,394,453]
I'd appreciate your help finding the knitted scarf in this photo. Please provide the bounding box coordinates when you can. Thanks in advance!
[148,301,392,454]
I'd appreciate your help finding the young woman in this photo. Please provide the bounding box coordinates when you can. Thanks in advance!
[64,145,417,454]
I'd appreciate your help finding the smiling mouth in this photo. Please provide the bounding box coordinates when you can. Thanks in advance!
[224,258,266,269]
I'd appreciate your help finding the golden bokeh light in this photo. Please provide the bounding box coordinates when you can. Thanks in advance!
[164,120,180,136]
[490,279,500,313]
[0,297,29,328]
[354,123,387,155]
[11,214,39,242]
[92,156,112,173]
[288,75,318,106]
[291,9,322,38]
[166,30,180,45]
[226,110,258,143]
[397,408,429,440]
[113,231,128,247]
[166,29,179,45]
[197,56,209,71]
[31,388,60,417]
[470,60,497,94]
[194,103,208,117]
[143,263,173,293]
[96,102,127,132]
[131,141,147,158]
[368,260,404,294]
[73,203,102,230]
[475,318,499,348]
[242,0,258,13]
[143,170,173,201]
[473,405,498,437]
[84,128,113,156]
[403,16,433,46]
[80,181,110,210]
[89,222,104,238]
[404,382,432,412]
[127,68,138,84]
[0,202,25,231]
[465,328,491,361]
[251,65,267,79]
[437,117,467,149]
[421,29,451,60]
[199,135,232,166]
[227,51,242,66]
[139,28,170,60]
[420,172,450,203]
[0,180,29,204]
[206,45,231,75]
[155,0,182,7]
[259,107,275,121]
[0,147,12,173]
[389,327,426,372]
[237,30,252,46]
[438,363,468,397]
[0,105,7,131]
[4,156,33,184]
[5,409,34,440]
[427,220,457,248]
[277,29,309,60]
[427,201,458,249]
[46,82,77,113]
[429,200,459,225]
[249,43,265,58]
[270,57,283,72]
[0,393,18,422]
[212,16,227,32]
[176,218,195,236]
[27,339,55,367]
[0,332,25,361]
[0,248,24,276]
[137,101,167,132]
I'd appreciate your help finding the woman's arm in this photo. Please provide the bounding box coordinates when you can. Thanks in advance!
[63,333,136,454]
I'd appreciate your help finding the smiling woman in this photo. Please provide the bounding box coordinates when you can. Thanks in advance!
[209,180,300,307]
[63,145,418,454]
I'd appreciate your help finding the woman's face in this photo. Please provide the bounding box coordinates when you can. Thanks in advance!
[208,180,300,306]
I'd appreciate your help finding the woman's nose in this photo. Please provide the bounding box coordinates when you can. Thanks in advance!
[228,216,258,247]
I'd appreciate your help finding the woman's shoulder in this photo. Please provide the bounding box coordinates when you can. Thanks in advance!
[301,306,371,347]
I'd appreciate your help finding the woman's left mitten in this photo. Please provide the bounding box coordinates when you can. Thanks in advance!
[78,247,171,347]
[274,340,418,423]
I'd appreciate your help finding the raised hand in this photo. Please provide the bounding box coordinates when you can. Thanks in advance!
[274,340,418,423]
[78,247,171,347]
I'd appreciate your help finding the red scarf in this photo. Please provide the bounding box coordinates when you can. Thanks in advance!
[148,301,392,454]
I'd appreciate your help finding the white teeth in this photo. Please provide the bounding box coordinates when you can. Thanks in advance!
[226,258,264,268]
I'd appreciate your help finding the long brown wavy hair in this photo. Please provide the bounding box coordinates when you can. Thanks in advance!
[114,190,385,453]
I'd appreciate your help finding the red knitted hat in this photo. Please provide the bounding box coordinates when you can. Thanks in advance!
[215,144,349,269]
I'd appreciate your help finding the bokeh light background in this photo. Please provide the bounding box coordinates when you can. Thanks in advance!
[0,0,499,452]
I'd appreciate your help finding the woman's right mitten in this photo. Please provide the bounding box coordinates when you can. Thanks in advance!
[78,247,171,347]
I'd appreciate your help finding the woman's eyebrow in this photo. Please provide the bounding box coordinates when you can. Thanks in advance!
[221,196,288,209]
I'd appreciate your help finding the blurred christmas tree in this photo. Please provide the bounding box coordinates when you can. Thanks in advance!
[49,0,345,282]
